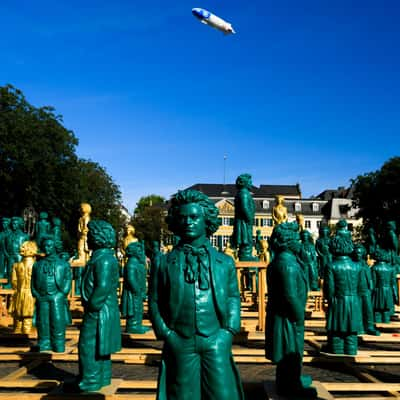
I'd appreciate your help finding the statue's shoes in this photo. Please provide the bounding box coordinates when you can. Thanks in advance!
[78,382,103,392]
[366,328,381,336]
[127,325,151,334]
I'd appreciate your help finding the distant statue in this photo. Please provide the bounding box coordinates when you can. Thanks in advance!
[35,212,51,252]
[265,222,317,397]
[232,173,256,261]
[0,217,11,279]
[9,241,38,334]
[224,241,237,260]
[52,217,63,253]
[323,232,363,355]
[78,220,121,392]
[335,219,352,239]
[272,195,288,226]
[4,217,29,288]
[383,221,400,272]
[121,241,150,334]
[315,225,332,278]
[299,230,319,291]
[149,189,244,400]
[352,243,380,335]
[371,247,396,323]
[31,236,72,352]
[150,240,162,270]
[76,203,92,264]
[121,224,139,264]
[366,227,377,259]
[296,213,305,232]
[255,230,270,264]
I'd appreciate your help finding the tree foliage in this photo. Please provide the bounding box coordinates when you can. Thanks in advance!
[0,84,126,252]
[131,195,169,256]
[352,156,400,234]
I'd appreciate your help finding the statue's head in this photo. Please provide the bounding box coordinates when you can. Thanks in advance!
[1,217,10,230]
[270,222,301,255]
[275,195,285,205]
[11,216,24,231]
[373,246,390,263]
[41,236,56,256]
[52,217,61,226]
[152,240,159,249]
[20,241,38,257]
[235,173,252,189]
[87,220,116,250]
[336,219,348,231]
[80,203,92,215]
[256,229,261,235]
[167,189,220,241]
[352,243,366,262]
[330,233,354,256]
[39,211,48,220]
[318,224,330,237]
[387,220,396,231]
[125,224,135,236]
[125,241,144,259]
[300,229,312,243]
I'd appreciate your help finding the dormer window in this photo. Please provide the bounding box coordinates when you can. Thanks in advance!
[262,200,269,209]
[294,202,301,212]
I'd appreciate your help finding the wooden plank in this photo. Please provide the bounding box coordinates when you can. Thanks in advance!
[0,380,59,388]
[0,358,44,380]
[323,382,400,391]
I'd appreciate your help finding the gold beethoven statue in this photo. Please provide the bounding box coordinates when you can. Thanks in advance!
[258,238,270,264]
[223,242,237,261]
[77,203,92,264]
[121,224,139,264]
[296,213,305,232]
[9,241,38,334]
[272,195,288,226]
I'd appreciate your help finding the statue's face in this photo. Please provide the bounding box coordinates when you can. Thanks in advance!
[43,239,56,256]
[176,203,206,243]
[1,219,10,229]
[353,247,363,261]
[11,218,21,231]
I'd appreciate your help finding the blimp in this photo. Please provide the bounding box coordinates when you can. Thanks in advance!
[192,8,236,35]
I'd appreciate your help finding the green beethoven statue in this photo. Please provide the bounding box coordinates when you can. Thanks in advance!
[149,189,244,400]
[323,232,363,355]
[78,220,121,392]
[31,236,72,352]
[299,230,319,291]
[371,247,396,323]
[315,225,332,279]
[352,243,380,335]
[0,217,11,279]
[265,222,317,397]
[4,217,29,287]
[35,212,51,252]
[121,241,150,334]
[232,173,256,261]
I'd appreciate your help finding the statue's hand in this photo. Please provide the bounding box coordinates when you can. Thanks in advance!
[165,330,181,349]
[216,328,233,348]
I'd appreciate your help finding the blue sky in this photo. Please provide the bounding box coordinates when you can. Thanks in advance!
[1,0,399,212]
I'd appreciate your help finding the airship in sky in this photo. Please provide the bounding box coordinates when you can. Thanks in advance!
[192,8,236,35]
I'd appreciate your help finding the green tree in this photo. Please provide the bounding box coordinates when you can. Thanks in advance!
[0,84,125,252]
[131,195,169,256]
[352,156,400,234]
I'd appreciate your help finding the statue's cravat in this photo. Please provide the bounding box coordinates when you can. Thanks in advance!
[182,244,209,290]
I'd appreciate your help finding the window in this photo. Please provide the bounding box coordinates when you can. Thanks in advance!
[295,202,301,212]
[305,220,311,228]
[262,200,270,209]
[222,235,230,246]
[210,235,218,247]
[312,202,319,212]
[317,220,321,228]
[221,217,231,226]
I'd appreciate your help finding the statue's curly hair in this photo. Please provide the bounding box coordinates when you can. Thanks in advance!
[125,241,144,258]
[270,222,300,252]
[87,220,116,249]
[167,189,220,237]
[373,246,390,263]
[330,234,354,256]
[353,242,366,258]
[235,173,252,189]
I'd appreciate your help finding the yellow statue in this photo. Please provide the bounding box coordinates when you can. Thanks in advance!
[258,239,270,264]
[296,213,305,232]
[272,195,288,226]
[77,203,92,264]
[9,241,38,334]
[121,224,139,264]
[224,242,237,261]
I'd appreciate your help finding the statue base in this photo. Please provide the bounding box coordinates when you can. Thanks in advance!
[52,378,123,398]
[264,381,333,400]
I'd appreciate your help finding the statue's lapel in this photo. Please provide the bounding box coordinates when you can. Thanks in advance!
[167,249,184,313]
